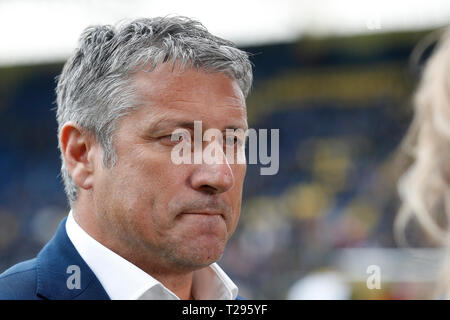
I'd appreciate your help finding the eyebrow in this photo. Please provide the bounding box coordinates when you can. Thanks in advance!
[147,118,248,135]
[146,119,195,135]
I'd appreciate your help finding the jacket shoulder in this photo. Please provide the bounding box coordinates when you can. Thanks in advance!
[0,259,41,300]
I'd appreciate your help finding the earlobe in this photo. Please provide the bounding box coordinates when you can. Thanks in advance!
[60,122,96,190]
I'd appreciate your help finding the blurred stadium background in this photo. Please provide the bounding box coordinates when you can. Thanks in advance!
[1,0,450,299]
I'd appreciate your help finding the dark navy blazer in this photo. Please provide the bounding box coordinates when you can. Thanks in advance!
[0,217,243,300]
[0,217,109,300]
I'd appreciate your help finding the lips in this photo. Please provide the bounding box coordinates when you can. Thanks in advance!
[174,198,232,220]
[182,211,223,217]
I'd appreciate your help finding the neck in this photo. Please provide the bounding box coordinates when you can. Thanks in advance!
[149,270,195,300]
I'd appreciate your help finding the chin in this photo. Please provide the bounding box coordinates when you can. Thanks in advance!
[179,238,226,268]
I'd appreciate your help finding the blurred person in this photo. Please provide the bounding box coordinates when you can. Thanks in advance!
[396,27,450,298]
[0,16,252,300]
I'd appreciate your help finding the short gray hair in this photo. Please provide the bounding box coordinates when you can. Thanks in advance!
[56,16,253,206]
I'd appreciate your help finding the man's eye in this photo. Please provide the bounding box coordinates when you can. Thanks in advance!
[172,134,184,142]
[160,131,191,145]
[159,135,180,145]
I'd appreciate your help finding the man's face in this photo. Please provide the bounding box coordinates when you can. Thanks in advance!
[92,64,248,272]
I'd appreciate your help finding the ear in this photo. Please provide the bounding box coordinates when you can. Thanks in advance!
[59,122,97,190]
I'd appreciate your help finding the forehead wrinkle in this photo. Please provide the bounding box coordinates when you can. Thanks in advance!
[167,98,246,109]
[134,92,247,121]
[134,66,245,106]
[131,66,248,131]
[133,105,248,135]
[141,87,246,110]
[135,85,246,118]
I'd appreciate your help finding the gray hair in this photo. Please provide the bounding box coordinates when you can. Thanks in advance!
[56,16,253,206]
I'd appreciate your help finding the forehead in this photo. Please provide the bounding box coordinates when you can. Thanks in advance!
[130,64,247,130]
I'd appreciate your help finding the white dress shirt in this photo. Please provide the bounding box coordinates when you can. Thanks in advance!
[65,210,238,300]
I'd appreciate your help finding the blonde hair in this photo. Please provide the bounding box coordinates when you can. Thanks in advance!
[396,27,450,296]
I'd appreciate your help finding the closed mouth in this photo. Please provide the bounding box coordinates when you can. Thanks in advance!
[182,211,224,219]
[183,212,221,215]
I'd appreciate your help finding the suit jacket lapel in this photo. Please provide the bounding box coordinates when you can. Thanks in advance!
[36,217,110,300]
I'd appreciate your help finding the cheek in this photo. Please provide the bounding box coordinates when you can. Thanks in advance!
[96,165,166,244]
[93,157,153,218]
[231,164,246,195]
[114,150,166,194]
[110,152,187,222]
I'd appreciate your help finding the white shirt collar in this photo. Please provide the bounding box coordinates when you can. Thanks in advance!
[65,210,238,300]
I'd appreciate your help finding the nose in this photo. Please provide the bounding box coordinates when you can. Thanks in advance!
[190,144,235,194]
